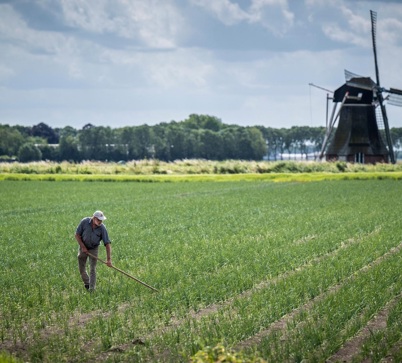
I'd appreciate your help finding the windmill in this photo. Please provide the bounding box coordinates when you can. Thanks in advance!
[318,10,402,164]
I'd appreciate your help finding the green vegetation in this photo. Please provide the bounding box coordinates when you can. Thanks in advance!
[2,117,402,162]
[2,160,402,182]
[1,179,402,362]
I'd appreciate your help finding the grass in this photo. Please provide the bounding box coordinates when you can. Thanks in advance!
[2,159,402,176]
[1,179,402,362]
[2,171,402,183]
[2,160,402,183]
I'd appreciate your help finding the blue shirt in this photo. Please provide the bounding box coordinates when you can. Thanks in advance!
[76,217,111,249]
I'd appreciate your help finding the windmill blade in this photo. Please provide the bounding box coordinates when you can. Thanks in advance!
[377,93,396,163]
[389,87,402,96]
[344,69,375,90]
[388,93,402,107]
[344,69,363,81]
[384,88,402,106]
[370,10,395,163]
[371,10,381,87]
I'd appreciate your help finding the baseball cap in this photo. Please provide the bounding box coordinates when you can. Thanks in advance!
[93,210,107,220]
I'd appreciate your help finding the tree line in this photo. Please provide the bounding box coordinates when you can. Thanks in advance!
[1,114,402,162]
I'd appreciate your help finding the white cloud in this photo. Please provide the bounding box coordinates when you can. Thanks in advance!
[249,0,294,35]
[190,0,252,25]
[191,0,294,35]
[0,0,401,128]
[0,4,61,54]
[146,50,215,89]
[59,0,186,48]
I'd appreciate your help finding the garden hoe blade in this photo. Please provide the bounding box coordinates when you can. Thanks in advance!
[87,252,158,292]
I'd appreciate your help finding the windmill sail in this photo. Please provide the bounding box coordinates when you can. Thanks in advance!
[388,93,402,107]
[370,10,395,163]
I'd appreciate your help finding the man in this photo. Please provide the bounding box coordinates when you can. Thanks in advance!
[75,210,112,291]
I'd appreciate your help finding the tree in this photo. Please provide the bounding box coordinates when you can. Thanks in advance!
[59,135,80,162]
[0,125,25,157]
[38,144,58,161]
[31,122,59,144]
[0,119,333,162]
[199,129,223,160]
[152,124,170,161]
[236,127,266,160]
[132,125,155,159]
[310,127,326,159]
[220,128,237,159]
[166,125,188,161]
[183,114,223,131]
[78,125,112,160]
[264,127,281,160]
[289,126,311,159]
[18,143,42,162]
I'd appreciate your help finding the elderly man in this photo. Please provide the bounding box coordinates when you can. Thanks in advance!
[75,210,112,291]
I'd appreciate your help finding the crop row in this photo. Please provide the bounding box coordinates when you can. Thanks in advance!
[1,179,401,362]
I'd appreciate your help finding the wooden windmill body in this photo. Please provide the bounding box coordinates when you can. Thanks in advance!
[325,78,389,163]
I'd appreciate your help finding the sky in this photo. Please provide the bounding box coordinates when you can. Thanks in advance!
[1,0,402,130]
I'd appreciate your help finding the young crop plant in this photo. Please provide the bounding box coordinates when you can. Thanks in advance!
[1,179,402,362]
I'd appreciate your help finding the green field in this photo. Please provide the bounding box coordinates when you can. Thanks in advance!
[1,179,402,362]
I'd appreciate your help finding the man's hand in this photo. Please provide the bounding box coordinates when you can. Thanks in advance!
[105,243,112,267]
[75,234,88,254]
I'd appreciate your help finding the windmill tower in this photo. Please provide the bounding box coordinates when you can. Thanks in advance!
[319,10,402,164]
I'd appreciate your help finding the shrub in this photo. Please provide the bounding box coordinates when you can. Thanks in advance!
[17,143,42,162]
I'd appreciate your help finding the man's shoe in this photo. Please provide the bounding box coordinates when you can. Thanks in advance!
[84,284,90,290]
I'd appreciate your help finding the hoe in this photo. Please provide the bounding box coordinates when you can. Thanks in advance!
[87,252,158,292]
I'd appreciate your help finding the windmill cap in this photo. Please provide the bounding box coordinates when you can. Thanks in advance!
[93,211,107,220]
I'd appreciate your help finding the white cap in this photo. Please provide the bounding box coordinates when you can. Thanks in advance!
[93,210,107,220]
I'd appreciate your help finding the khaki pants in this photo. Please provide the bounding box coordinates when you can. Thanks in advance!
[77,246,99,290]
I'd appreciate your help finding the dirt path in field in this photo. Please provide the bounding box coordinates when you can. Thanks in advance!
[234,243,402,359]
[96,230,400,361]
[0,297,129,361]
[326,293,401,363]
[3,231,397,363]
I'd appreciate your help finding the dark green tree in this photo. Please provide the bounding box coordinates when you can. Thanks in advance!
[199,129,223,160]
[18,143,42,162]
[38,144,59,161]
[0,125,25,157]
[220,128,237,159]
[31,122,59,143]
[59,135,80,162]
[236,127,266,160]
[183,114,223,131]
[78,125,112,160]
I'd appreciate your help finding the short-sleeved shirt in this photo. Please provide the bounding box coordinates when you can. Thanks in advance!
[76,217,111,249]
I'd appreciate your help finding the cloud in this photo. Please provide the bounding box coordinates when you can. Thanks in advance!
[190,0,252,25]
[59,0,187,48]
[249,0,295,35]
[191,0,294,35]
[0,0,401,129]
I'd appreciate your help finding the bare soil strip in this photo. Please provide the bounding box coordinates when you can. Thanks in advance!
[234,243,402,354]
[1,229,393,362]
[326,294,402,363]
[97,230,388,359]
[153,230,382,336]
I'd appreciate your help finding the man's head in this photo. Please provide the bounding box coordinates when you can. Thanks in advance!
[93,211,107,225]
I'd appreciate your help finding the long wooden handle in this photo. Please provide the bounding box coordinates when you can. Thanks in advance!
[87,252,158,292]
